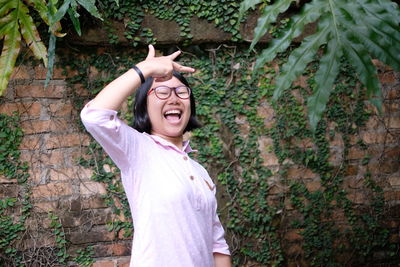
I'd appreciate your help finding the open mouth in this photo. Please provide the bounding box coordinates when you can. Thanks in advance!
[164,109,182,122]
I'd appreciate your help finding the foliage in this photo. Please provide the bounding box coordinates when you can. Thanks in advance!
[0,113,31,266]
[48,212,69,264]
[0,0,113,94]
[73,246,95,267]
[97,0,244,46]
[240,0,400,130]
[60,45,399,266]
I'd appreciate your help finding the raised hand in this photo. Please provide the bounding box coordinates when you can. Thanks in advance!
[137,45,195,82]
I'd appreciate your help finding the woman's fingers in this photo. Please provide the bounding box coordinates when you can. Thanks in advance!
[168,50,182,60]
[173,62,196,73]
[145,44,155,60]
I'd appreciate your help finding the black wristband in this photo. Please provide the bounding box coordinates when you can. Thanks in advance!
[132,65,145,84]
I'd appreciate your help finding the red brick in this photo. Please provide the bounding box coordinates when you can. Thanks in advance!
[287,243,303,256]
[0,175,16,184]
[92,260,115,267]
[304,180,322,192]
[32,201,58,213]
[287,166,317,179]
[344,165,359,176]
[69,228,116,244]
[378,71,396,84]
[45,133,90,149]
[82,196,108,210]
[34,64,47,79]
[388,176,400,187]
[116,257,131,267]
[384,191,400,201]
[365,116,381,129]
[21,120,51,134]
[0,101,41,117]
[39,150,64,165]
[361,131,396,144]
[344,177,364,189]
[347,147,366,160]
[386,88,400,100]
[49,168,77,181]
[369,161,399,175]
[48,101,74,117]
[80,181,107,195]
[32,182,73,199]
[10,65,30,79]
[347,192,366,204]
[73,84,91,97]
[384,117,400,129]
[383,102,400,113]
[15,84,64,98]
[284,229,303,241]
[19,135,41,150]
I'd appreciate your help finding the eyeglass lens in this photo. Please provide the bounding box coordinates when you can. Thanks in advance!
[154,86,191,99]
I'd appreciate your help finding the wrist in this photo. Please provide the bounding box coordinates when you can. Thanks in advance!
[135,61,152,80]
[132,65,145,84]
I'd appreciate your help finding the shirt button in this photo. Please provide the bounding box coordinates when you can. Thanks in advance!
[190,175,195,180]
[110,115,114,120]
[183,156,188,161]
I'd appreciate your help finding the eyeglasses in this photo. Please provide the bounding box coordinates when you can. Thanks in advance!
[147,86,191,100]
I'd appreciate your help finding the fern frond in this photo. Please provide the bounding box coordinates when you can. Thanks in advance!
[254,0,327,69]
[239,0,263,17]
[18,2,48,66]
[0,18,21,95]
[244,0,400,130]
[342,38,382,111]
[307,37,342,130]
[251,0,297,50]
[272,17,331,100]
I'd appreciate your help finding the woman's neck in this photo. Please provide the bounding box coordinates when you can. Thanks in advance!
[152,133,184,150]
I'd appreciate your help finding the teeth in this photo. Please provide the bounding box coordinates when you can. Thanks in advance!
[164,110,181,115]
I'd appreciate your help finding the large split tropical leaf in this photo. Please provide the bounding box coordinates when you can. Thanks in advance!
[0,0,49,96]
[240,0,400,131]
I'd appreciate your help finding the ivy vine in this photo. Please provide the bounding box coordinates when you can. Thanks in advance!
[58,43,399,266]
[0,113,31,266]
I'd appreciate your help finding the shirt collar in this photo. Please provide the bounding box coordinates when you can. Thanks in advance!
[145,133,197,154]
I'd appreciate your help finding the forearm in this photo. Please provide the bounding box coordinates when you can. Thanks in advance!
[89,67,143,111]
[88,45,194,111]
[214,253,231,267]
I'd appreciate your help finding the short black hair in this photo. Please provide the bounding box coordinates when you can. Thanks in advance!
[133,70,201,134]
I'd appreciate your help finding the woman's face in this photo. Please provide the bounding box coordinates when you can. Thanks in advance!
[147,76,191,140]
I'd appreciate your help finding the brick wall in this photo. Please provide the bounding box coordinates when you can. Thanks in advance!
[1,53,399,266]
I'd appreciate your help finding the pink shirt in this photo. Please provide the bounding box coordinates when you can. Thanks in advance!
[80,105,230,267]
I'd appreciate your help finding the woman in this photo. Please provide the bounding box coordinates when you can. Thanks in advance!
[81,45,231,267]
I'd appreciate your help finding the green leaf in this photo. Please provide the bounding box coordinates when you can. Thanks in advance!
[0,7,21,96]
[342,38,382,112]
[307,37,342,131]
[239,0,263,17]
[250,0,297,50]
[272,16,331,100]
[245,0,399,131]
[51,0,71,25]
[45,34,57,87]
[67,7,81,36]
[18,2,48,66]
[76,0,103,21]
[254,0,327,68]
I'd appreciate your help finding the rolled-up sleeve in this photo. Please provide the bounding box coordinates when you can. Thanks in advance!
[80,104,140,173]
[212,208,231,255]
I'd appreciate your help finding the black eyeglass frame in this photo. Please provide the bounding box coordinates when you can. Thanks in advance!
[147,86,192,100]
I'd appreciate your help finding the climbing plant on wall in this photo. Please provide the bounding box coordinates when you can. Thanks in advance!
[240,0,400,130]
[61,43,398,266]
[0,113,31,266]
